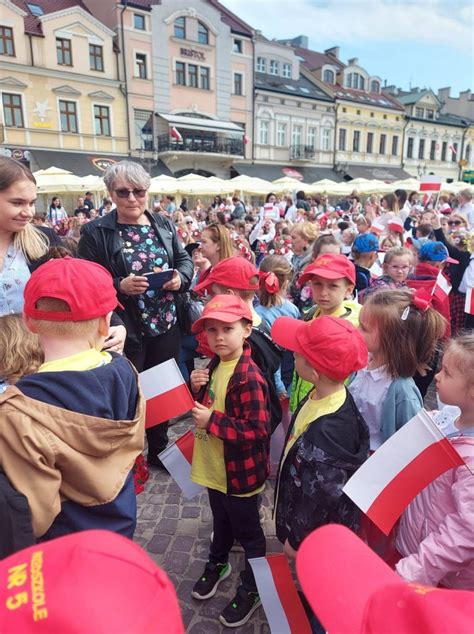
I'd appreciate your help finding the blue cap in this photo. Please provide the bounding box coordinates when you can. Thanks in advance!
[419,241,458,264]
[352,233,379,253]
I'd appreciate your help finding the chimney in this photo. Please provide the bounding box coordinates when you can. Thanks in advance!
[348,57,358,66]
[324,46,340,60]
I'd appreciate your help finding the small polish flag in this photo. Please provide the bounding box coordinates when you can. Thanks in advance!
[432,270,452,302]
[243,134,249,145]
[249,555,312,634]
[158,431,204,499]
[449,143,457,155]
[388,217,404,234]
[170,126,183,142]
[419,175,442,192]
[465,287,474,315]
[140,359,195,428]
[343,409,465,535]
[370,220,385,235]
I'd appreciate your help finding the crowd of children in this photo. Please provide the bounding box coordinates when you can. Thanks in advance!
[0,156,473,631]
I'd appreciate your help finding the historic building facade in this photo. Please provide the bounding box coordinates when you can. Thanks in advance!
[0,0,128,174]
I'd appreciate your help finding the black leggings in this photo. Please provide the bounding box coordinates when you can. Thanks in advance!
[127,324,181,458]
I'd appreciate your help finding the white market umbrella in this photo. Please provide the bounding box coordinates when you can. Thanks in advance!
[34,166,84,193]
[149,174,178,195]
[390,178,420,191]
[271,176,311,194]
[310,179,338,193]
[229,175,273,195]
[78,175,106,193]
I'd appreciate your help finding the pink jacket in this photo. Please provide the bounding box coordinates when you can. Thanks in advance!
[395,436,474,589]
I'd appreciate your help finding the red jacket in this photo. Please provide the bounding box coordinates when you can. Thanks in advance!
[407,262,450,338]
[197,341,271,494]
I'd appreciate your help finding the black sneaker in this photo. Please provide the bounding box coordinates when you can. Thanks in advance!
[191,562,232,600]
[219,586,261,628]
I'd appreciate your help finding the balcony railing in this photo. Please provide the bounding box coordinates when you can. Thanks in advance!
[290,144,316,160]
[157,134,244,156]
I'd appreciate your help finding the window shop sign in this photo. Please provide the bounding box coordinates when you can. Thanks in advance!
[180,48,205,61]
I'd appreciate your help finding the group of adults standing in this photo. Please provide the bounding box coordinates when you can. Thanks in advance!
[0,157,193,467]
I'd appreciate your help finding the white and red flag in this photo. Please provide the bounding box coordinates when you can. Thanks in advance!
[419,175,442,192]
[170,126,183,141]
[243,134,249,145]
[448,143,457,155]
[343,409,466,535]
[139,359,195,428]
[249,555,311,634]
[432,270,452,302]
[158,431,204,499]
[465,287,474,315]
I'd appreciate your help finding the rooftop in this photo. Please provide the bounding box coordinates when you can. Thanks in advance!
[334,86,404,111]
[11,0,92,36]
[255,72,333,102]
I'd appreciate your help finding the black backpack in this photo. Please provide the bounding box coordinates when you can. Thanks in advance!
[0,470,35,559]
[248,323,283,433]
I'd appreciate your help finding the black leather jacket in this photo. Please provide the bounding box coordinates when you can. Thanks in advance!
[78,210,193,354]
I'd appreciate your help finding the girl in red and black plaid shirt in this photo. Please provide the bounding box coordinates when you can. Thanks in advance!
[189,294,271,629]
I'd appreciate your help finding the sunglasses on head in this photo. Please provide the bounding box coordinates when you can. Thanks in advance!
[114,188,147,199]
[448,220,462,226]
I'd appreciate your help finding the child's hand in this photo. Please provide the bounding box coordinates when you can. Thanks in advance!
[283,539,297,560]
[192,402,212,429]
[190,368,209,393]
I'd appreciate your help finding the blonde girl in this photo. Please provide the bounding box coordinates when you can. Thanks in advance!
[257,255,300,399]
[349,289,446,450]
[0,314,43,391]
[396,334,474,589]
[364,247,412,299]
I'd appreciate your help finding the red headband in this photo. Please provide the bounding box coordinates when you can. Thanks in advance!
[411,288,432,312]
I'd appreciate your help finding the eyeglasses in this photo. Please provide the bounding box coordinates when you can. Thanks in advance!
[186,221,193,224]
[114,188,147,199]
[388,265,410,271]
[448,220,462,226]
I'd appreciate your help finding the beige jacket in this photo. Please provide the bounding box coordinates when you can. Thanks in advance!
[0,386,144,537]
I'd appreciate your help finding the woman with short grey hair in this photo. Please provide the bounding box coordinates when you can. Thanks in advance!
[78,161,193,468]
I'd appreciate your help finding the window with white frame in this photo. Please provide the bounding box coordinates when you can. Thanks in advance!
[370,80,380,93]
[259,119,269,145]
[322,128,331,151]
[282,63,292,78]
[198,22,209,45]
[276,122,287,146]
[307,126,316,148]
[134,13,145,30]
[2,92,24,127]
[233,73,243,96]
[269,60,279,75]
[233,39,243,54]
[256,57,266,72]
[323,69,335,83]
[200,67,210,90]
[59,99,78,133]
[292,125,302,146]
[94,104,111,136]
[174,16,186,39]
[415,107,424,118]
[135,53,147,79]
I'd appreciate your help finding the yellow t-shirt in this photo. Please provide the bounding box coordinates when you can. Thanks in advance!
[312,299,361,327]
[38,349,112,373]
[284,387,346,459]
[191,358,238,493]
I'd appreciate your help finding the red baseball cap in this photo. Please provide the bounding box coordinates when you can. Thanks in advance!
[299,253,356,286]
[271,315,367,381]
[194,257,259,294]
[192,294,252,333]
[296,525,474,634]
[24,257,122,321]
[0,530,184,633]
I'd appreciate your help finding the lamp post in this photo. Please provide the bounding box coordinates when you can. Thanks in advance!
[139,147,158,175]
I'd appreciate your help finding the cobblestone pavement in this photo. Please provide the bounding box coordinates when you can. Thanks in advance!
[135,417,277,633]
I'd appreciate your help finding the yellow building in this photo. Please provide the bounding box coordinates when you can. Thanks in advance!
[0,0,128,174]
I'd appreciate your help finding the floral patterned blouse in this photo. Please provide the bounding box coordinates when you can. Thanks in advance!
[118,223,177,337]
[0,243,30,317]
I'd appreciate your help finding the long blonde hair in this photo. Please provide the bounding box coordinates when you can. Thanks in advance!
[0,314,43,383]
[0,157,49,261]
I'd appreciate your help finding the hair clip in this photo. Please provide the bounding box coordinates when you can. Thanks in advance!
[401,306,410,321]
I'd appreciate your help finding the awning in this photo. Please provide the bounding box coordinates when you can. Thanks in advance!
[29,149,172,177]
[342,164,412,182]
[156,113,244,135]
[232,163,343,182]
